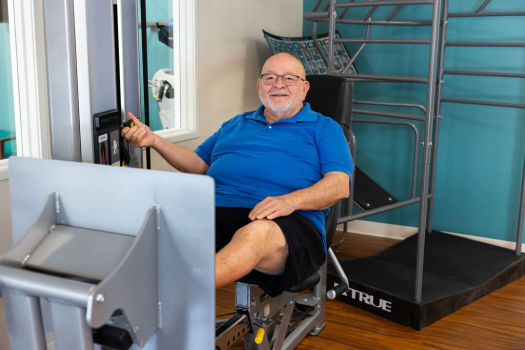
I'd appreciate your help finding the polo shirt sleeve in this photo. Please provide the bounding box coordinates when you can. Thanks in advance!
[194,130,218,166]
[317,118,354,180]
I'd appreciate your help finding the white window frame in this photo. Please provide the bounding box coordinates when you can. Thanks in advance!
[0,0,51,180]
[152,0,198,143]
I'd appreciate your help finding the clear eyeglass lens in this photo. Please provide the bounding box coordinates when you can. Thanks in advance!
[262,74,299,85]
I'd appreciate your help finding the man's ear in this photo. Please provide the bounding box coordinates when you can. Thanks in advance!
[302,80,310,99]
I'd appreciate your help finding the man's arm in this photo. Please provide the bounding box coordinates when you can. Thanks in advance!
[248,171,350,221]
[121,113,209,174]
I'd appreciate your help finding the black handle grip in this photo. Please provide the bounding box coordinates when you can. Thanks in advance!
[327,283,348,300]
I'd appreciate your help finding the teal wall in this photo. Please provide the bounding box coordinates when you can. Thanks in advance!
[304,0,525,241]
[0,22,15,157]
[139,1,173,131]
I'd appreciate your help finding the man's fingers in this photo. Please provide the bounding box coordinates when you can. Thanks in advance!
[249,198,273,219]
[127,112,143,126]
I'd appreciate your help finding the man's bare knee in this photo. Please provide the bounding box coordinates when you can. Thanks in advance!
[231,219,288,275]
[234,220,285,249]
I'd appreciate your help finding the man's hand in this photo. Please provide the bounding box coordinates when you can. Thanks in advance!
[248,171,349,221]
[249,195,297,221]
[121,112,157,148]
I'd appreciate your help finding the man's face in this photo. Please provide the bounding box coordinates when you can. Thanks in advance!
[257,54,310,119]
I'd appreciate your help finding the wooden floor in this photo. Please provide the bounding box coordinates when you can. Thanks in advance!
[216,232,525,350]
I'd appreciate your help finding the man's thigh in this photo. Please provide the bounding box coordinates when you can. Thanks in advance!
[215,207,252,251]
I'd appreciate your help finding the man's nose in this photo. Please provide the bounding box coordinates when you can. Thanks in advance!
[273,75,286,87]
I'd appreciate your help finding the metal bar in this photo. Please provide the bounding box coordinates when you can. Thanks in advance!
[328,0,336,73]
[354,99,427,113]
[427,0,450,234]
[336,38,431,44]
[303,11,329,21]
[446,42,525,47]
[386,5,403,21]
[476,0,492,13]
[414,0,442,304]
[312,22,330,69]
[2,290,47,350]
[363,4,380,21]
[312,0,322,11]
[441,97,525,109]
[140,0,151,169]
[339,6,350,19]
[338,197,422,223]
[281,307,322,350]
[0,265,92,306]
[353,118,420,198]
[339,73,428,83]
[353,108,426,121]
[338,134,357,248]
[444,70,525,78]
[308,17,432,26]
[138,21,171,27]
[448,11,525,18]
[328,248,349,287]
[516,154,525,255]
[344,24,371,72]
[50,302,94,350]
[336,0,433,8]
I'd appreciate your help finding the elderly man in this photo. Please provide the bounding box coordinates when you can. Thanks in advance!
[122,53,353,294]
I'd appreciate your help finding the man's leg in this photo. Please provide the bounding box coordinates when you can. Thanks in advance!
[215,219,288,288]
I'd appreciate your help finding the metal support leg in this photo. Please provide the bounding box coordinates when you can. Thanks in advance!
[49,301,94,350]
[310,263,327,335]
[3,289,47,350]
[516,154,525,255]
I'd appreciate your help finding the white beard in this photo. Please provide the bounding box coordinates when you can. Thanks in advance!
[259,92,297,115]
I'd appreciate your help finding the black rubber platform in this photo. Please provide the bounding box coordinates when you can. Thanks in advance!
[328,230,525,329]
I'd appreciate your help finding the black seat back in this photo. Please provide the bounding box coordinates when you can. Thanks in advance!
[305,74,354,248]
[305,74,353,140]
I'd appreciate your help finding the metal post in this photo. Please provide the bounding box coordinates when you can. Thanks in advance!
[2,290,47,350]
[516,154,525,255]
[49,301,94,350]
[414,0,442,303]
[427,0,449,233]
[327,0,336,73]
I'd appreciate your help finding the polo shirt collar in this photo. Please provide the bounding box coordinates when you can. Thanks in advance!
[247,103,316,124]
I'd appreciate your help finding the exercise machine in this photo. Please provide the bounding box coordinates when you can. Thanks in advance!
[0,157,215,349]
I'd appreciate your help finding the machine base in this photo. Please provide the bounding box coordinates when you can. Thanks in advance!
[328,231,525,329]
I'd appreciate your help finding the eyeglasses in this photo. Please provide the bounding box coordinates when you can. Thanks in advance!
[259,74,305,86]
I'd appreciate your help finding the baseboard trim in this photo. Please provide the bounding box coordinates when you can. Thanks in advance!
[338,220,524,252]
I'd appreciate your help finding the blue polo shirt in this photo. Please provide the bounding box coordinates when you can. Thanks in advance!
[195,103,353,248]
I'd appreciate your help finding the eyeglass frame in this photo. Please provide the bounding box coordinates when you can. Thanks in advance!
[259,73,306,86]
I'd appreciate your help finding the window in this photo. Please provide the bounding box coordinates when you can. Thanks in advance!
[0,0,15,170]
[140,0,198,142]
[0,1,51,180]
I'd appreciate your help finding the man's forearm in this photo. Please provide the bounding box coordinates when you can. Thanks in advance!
[285,171,349,211]
[152,136,209,174]
[249,171,350,221]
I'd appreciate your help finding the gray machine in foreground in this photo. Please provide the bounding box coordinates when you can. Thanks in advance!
[0,157,215,349]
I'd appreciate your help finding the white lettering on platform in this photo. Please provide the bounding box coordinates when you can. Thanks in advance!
[334,283,392,312]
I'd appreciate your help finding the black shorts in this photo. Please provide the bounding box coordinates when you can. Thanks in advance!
[216,207,326,296]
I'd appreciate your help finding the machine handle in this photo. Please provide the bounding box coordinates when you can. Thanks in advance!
[327,283,348,300]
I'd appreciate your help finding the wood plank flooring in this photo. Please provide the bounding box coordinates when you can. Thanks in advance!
[216,232,525,350]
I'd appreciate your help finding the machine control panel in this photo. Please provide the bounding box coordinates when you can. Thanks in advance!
[93,110,121,166]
